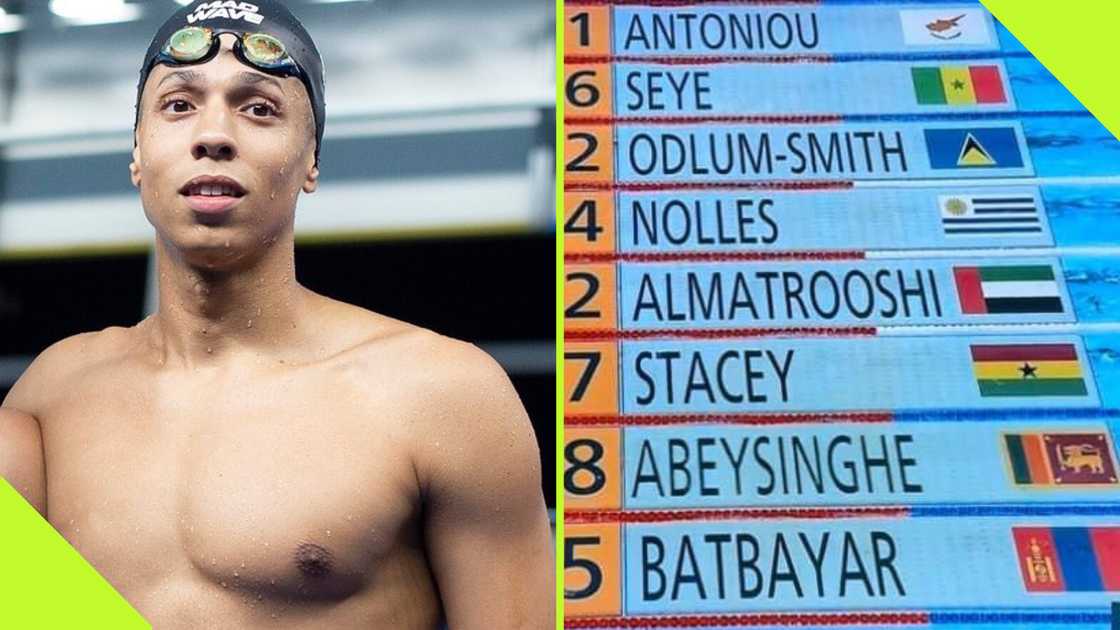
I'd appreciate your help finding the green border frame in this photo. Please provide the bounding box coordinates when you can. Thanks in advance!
[553,0,565,627]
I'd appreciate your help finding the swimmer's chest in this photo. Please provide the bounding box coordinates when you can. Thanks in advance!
[44,367,425,599]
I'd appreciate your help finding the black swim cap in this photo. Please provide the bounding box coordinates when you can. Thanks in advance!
[135,0,326,165]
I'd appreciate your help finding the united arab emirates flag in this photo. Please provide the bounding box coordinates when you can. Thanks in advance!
[953,265,1064,314]
[971,343,1087,397]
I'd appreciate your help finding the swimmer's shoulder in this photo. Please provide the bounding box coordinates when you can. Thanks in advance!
[320,295,523,412]
[1,325,132,418]
[316,296,540,487]
[351,303,529,412]
[328,297,509,386]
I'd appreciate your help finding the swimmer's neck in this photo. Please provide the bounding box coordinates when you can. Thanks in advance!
[143,236,314,369]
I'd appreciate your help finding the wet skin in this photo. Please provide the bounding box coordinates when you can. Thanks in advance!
[0,35,553,629]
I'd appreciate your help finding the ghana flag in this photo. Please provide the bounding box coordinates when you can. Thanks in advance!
[911,64,1007,105]
[971,343,1088,397]
[953,264,1064,314]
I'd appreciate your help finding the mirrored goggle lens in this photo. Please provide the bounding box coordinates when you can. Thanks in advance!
[166,27,212,62]
[242,33,289,67]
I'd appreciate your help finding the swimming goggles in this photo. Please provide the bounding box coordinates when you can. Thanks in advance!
[156,26,303,79]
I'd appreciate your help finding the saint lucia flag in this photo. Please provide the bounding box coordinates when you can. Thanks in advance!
[925,127,1023,169]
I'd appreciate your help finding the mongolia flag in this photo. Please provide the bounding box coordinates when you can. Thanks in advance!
[1013,526,1120,592]
[970,343,1087,397]
[953,265,1064,314]
[912,65,1006,105]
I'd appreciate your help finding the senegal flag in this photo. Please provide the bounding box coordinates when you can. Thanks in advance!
[911,65,1006,105]
[971,344,1088,397]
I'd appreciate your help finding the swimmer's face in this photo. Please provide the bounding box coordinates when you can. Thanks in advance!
[130,34,318,269]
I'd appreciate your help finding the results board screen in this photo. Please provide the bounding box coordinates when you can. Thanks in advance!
[562,2,1120,628]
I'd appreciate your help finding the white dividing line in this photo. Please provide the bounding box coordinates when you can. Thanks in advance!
[979,280,1060,299]
[0,104,547,159]
[854,176,1120,188]
[0,174,535,255]
[879,322,1120,336]
[865,246,1120,259]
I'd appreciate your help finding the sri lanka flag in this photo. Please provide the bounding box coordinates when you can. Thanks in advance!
[970,343,1087,397]
[1013,526,1120,592]
[912,65,1006,105]
[953,265,1064,314]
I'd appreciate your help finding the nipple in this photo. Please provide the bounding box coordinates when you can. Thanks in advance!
[293,542,332,578]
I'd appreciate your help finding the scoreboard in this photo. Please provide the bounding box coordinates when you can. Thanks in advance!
[563,2,1120,628]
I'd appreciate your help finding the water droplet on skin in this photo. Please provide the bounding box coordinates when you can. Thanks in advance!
[211,558,217,565]
[247,320,253,329]
[224,240,230,248]
[206,347,213,354]
[270,192,276,200]
[234,571,240,577]
[346,514,353,522]
[269,578,276,585]
[202,329,208,335]
[326,529,332,537]
[221,581,228,588]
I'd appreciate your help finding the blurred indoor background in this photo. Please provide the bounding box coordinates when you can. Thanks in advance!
[0,0,557,516]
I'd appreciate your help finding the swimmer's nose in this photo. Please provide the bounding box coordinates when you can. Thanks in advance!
[191,102,238,161]
[192,132,237,161]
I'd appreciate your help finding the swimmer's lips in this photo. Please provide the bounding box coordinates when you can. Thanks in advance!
[179,176,248,215]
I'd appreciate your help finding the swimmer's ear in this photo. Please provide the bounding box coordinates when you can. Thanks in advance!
[129,142,142,189]
[302,160,319,194]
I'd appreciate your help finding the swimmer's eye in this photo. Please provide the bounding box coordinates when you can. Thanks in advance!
[160,98,194,114]
[246,102,278,118]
